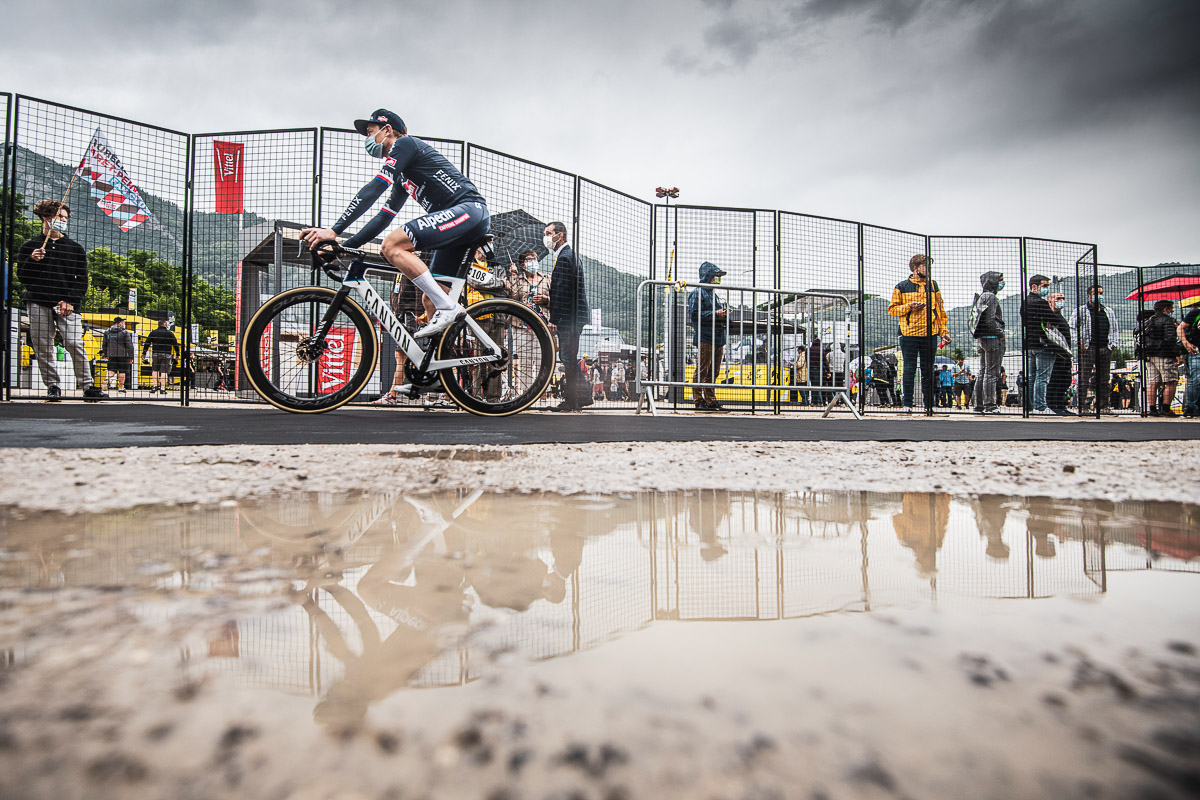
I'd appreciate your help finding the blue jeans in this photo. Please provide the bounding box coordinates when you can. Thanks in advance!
[1184,353,1200,415]
[899,335,936,409]
[1031,348,1057,410]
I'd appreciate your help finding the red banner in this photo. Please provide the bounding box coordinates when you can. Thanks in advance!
[317,326,357,393]
[213,140,244,214]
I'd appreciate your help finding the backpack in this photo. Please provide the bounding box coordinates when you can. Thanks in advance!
[1138,315,1171,358]
[969,292,992,337]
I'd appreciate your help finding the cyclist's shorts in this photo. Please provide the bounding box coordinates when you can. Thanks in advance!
[403,201,490,279]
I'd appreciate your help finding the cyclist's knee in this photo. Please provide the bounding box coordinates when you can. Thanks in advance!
[381,230,415,261]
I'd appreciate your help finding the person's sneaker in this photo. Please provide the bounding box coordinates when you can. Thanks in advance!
[981,407,1002,414]
[901,406,912,414]
[1051,408,1072,416]
[82,386,108,402]
[414,307,466,339]
[45,385,62,402]
[551,401,578,412]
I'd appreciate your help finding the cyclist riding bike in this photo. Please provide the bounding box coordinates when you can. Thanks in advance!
[301,108,498,341]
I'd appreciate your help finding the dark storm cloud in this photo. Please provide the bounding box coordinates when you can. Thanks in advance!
[971,0,1200,123]
[793,0,928,31]
[670,0,1200,125]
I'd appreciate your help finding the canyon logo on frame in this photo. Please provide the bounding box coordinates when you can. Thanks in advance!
[213,140,245,214]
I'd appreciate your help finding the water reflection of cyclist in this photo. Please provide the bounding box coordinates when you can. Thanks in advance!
[300,108,490,341]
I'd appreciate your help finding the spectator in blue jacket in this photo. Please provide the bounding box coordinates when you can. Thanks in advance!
[687,261,728,411]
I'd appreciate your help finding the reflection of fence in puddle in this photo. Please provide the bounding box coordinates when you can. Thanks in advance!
[2,492,1196,698]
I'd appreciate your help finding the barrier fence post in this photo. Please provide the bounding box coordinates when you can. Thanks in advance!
[1,92,11,401]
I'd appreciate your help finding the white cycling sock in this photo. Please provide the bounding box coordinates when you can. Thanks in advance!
[412,272,456,311]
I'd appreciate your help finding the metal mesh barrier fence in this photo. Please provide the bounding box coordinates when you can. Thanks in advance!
[190,129,316,399]
[1021,237,1096,415]
[9,93,1184,418]
[464,144,578,407]
[9,97,188,402]
[577,178,651,408]
[927,237,1023,414]
[1,92,11,398]
[862,225,929,411]
[1131,263,1200,418]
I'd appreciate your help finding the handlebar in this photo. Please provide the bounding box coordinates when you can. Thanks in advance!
[309,240,368,281]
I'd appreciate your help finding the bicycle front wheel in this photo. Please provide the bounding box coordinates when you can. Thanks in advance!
[437,299,555,416]
[242,286,379,413]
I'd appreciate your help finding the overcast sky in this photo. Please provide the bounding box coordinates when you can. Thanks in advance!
[3,0,1196,266]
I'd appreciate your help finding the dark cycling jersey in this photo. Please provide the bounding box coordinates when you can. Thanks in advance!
[332,136,485,248]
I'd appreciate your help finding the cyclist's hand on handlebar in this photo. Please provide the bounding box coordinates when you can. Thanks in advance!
[300,227,338,249]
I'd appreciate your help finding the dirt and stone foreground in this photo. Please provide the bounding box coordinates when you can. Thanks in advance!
[0,440,1197,513]
[1,440,1198,799]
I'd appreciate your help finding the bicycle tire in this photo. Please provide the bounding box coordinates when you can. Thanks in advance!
[437,299,555,416]
[242,286,379,413]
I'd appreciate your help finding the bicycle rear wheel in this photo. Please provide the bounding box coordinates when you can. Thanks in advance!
[242,286,379,413]
[437,299,555,416]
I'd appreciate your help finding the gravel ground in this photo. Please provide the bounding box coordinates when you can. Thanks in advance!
[0,440,1196,513]
[2,439,1198,799]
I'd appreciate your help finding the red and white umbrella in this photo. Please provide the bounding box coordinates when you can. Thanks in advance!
[1125,274,1200,302]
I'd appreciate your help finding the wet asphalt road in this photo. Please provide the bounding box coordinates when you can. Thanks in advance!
[1,400,1197,449]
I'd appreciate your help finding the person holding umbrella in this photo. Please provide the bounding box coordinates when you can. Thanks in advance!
[1179,299,1200,417]
[1143,300,1182,417]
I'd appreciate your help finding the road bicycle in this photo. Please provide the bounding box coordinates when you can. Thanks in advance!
[241,236,555,416]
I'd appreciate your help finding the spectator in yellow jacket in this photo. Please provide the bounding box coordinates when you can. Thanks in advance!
[887,254,951,413]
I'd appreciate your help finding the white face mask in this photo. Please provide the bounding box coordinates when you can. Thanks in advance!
[523,259,539,272]
[543,234,556,252]
[51,218,68,233]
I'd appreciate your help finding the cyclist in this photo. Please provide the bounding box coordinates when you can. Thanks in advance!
[301,108,491,340]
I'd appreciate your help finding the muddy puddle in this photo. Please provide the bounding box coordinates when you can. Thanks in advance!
[1,490,1198,799]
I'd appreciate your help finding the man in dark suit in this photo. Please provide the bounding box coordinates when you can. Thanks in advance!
[534,221,592,412]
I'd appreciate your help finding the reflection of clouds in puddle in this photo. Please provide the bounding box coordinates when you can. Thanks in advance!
[1,490,1197,724]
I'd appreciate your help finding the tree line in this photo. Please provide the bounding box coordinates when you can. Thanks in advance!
[3,189,235,342]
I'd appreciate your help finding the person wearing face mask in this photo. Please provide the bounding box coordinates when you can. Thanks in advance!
[886,253,951,414]
[301,109,490,341]
[16,200,106,402]
[535,222,592,412]
[1067,285,1119,414]
[970,271,1006,414]
[1021,274,1058,414]
[1045,291,1074,415]
[686,261,729,411]
[505,249,551,322]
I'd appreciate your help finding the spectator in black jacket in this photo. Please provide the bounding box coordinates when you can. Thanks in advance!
[535,221,592,412]
[142,318,179,395]
[15,200,106,401]
[1020,274,1056,413]
[100,317,135,392]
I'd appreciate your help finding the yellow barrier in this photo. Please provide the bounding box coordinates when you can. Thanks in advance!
[683,364,798,402]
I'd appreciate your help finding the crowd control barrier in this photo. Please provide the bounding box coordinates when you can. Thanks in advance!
[635,279,862,418]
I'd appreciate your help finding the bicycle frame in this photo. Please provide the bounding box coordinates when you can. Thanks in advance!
[325,258,504,373]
